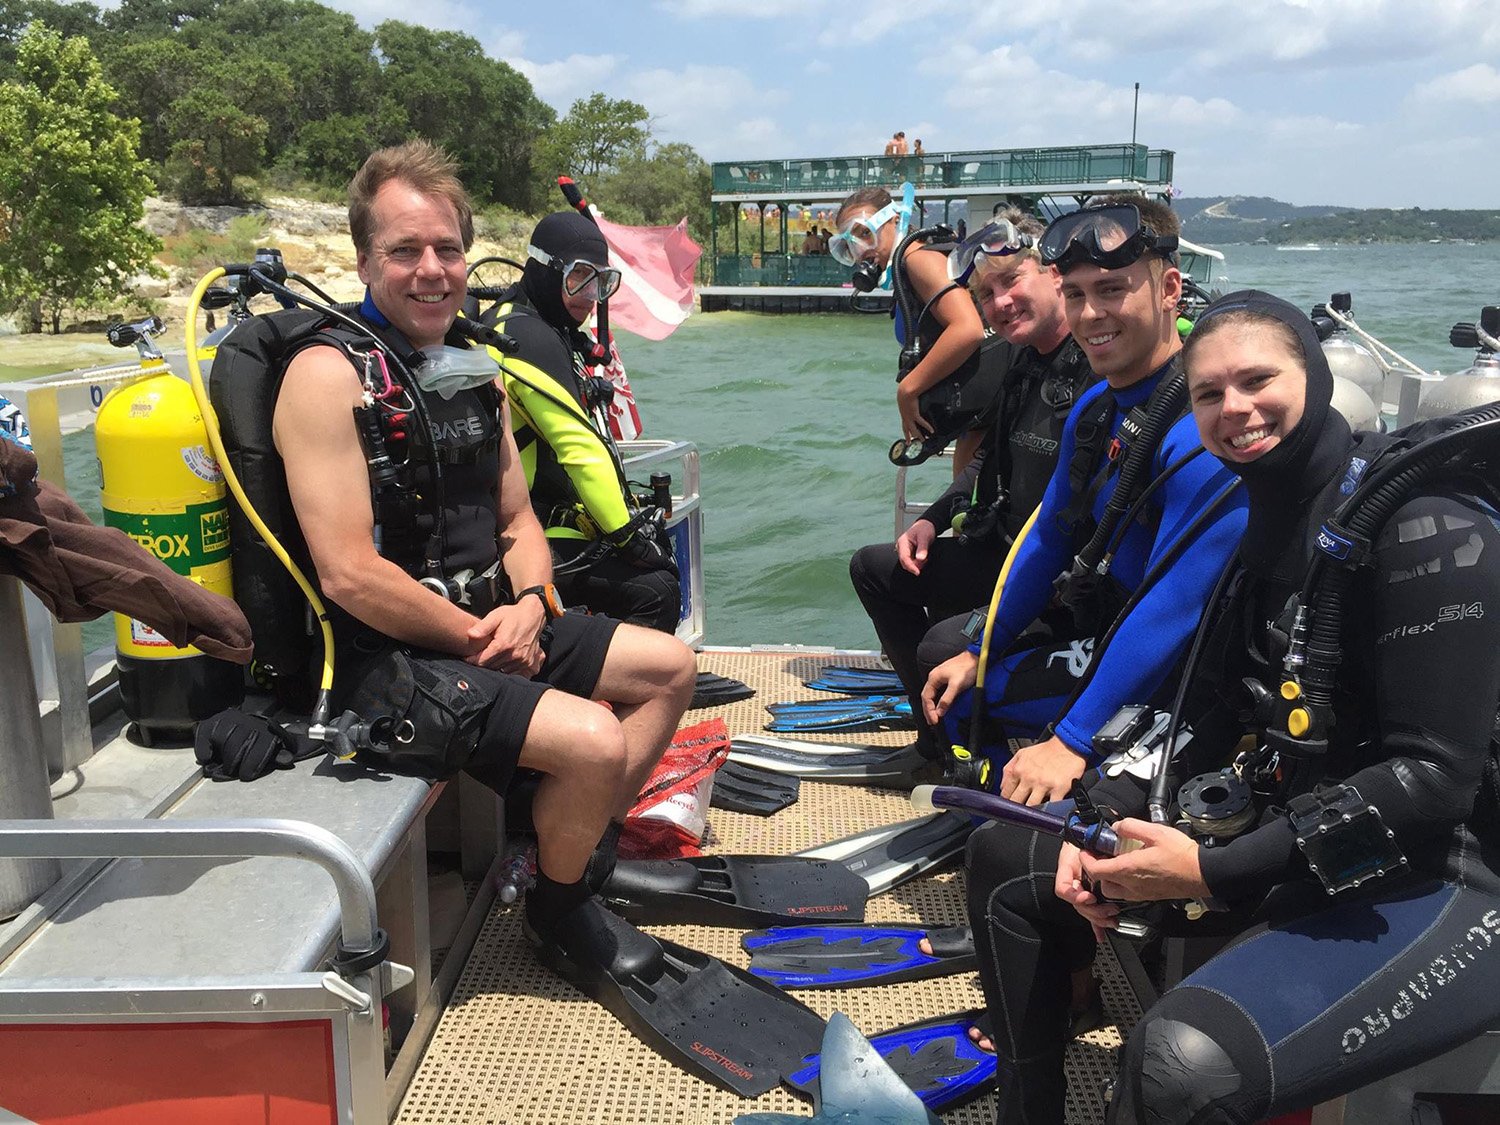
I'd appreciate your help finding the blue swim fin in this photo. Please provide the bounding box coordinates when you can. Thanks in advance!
[803,666,905,694]
[743,923,975,989]
[785,1009,995,1112]
[736,1012,941,1124]
[764,696,913,733]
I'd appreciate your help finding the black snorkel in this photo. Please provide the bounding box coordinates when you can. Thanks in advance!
[558,175,611,371]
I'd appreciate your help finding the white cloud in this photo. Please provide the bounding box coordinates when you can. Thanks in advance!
[655,0,827,18]
[616,65,790,155]
[508,53,625,111]
[1411,63,1500,105]
[485,27,526,58]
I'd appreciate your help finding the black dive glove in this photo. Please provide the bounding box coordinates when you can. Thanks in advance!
[607,514,679,576]
[194,708,316,782]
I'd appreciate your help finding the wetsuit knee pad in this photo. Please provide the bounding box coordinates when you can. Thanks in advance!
[848,541,895,593]
[1111,990,1269,1125]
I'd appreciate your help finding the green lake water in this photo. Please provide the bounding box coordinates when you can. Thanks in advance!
[27,241,1500,653]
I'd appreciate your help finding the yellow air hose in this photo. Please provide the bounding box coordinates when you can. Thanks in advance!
[949,503,1040,786]
[184,268,338,726]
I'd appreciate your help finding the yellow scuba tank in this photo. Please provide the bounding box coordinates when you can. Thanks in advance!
[96,319,243,745]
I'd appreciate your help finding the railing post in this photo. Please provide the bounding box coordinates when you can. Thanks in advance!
[0,575,62,919]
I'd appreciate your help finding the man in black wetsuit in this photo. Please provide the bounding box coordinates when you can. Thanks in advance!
[968,291,1500,1123]
[848,210,1094,759]
[272,141,696,971]
[485,212,681,633]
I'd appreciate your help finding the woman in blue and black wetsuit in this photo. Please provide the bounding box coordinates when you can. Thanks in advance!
[967,290,1500,1123]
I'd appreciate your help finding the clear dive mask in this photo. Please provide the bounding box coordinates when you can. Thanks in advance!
[526,245,623,301]
[414,344,501,400]
[828,201,902,267]
[1038,203,1178,273]
[947,219,1035,281]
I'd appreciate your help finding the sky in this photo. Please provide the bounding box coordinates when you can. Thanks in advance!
[326,0,1499,209]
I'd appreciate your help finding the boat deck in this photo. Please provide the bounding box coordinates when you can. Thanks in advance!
[395,648,1141,1125]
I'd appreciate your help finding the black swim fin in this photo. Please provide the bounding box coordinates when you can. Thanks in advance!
[710,760,800,815]
[600,853,868,927]
[743,923,975,989]
[797,811,972,897]
[691,671,756,708]
[785,1008,995,1112]
[527,896,825,1096]
[728,735,932,788]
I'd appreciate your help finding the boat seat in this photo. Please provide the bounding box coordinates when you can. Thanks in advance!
[0,746,474,1047]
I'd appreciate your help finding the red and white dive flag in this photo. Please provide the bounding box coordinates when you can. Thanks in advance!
[595,215,702,341]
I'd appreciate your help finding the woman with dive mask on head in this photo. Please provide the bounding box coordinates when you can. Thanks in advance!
[830,186,991,471]
[965,290,1500,1124]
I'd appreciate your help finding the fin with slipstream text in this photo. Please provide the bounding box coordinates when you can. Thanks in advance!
[728,735,931,788]
[734,1011,941,1124]
[709,760,800,815]
[784,1008,996,1112]
[526,896,825,1097]
[796,811,973,898]
[743,923,975,990]
[600,853,868,927]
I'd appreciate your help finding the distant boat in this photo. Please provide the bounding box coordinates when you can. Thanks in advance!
[1278,243,1323,252]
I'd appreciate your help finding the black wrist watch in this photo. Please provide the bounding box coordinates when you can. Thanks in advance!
[516,583,565,620]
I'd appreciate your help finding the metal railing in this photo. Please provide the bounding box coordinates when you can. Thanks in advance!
[712,144,1173,196]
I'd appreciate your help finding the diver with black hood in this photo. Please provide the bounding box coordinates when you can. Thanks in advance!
[484,211,681,633]
[965,290,1500,1123]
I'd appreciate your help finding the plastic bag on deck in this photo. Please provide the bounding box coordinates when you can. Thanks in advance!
[618,718,730,859]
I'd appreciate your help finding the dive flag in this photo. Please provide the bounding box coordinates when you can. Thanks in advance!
[595,215,702,341]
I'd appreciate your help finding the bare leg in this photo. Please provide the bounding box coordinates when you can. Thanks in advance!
[592,623,696,819]
[519,690,629,884]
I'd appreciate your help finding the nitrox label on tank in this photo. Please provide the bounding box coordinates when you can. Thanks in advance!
[104,501,230,576]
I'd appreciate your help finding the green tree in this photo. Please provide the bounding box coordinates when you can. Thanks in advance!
[595,141,711,244]
[374,20,554,211]
[162,51,293,203]
[0,23,160,332]
[540,92,650,183]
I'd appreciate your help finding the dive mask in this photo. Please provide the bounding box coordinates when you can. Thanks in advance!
[1038,203,1178,273]
[526,245,623,301]
[828,201,901,267]
[415,344,501,400]
[947,219,1034,281]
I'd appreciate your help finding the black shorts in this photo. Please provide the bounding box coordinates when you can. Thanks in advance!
[340,611,619,792]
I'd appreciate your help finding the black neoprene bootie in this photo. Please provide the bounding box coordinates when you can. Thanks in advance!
[523,879,662,982]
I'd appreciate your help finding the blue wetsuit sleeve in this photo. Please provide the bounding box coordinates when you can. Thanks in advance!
[1051,419,1248,759]
[1201,491,1500,903]
[966,386,1102,658]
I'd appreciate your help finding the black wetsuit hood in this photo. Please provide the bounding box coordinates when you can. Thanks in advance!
[1191,289,1351,580]
[521,210,610,329]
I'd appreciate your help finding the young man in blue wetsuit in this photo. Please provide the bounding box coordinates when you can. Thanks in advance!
[922,197,1247,806]
[849,210,1094,760]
